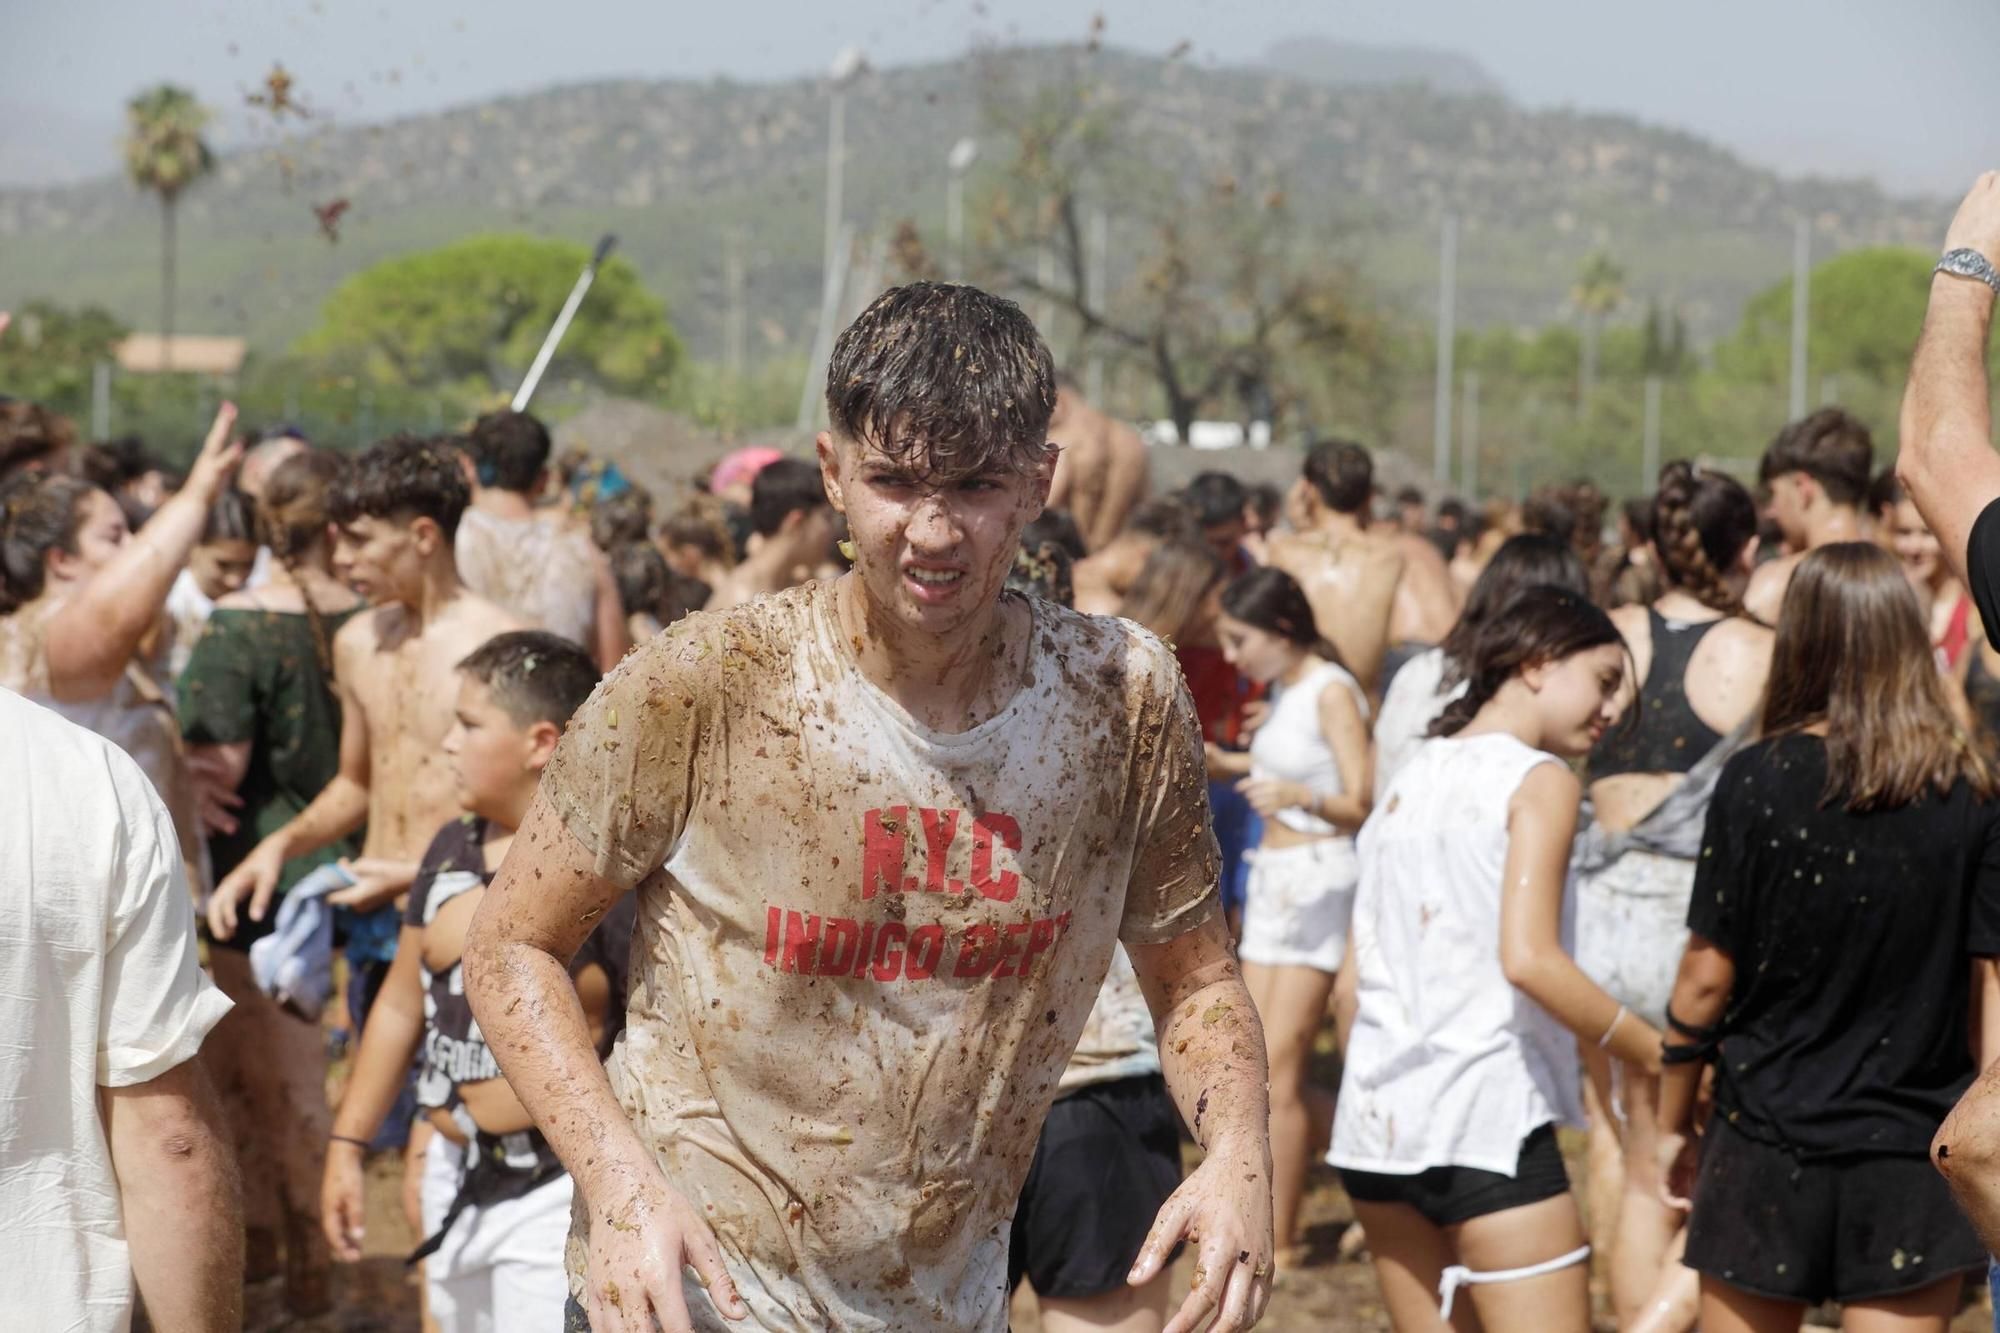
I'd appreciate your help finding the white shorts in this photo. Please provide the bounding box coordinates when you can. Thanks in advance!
[1239,839,1357,974]
[421,1131,576,1333]
[1574,848,1695,1029]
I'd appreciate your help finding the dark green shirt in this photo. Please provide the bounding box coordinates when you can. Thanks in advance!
[179,603,363,895]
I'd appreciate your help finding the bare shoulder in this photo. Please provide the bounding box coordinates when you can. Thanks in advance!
[1707,616,1775,672]
[1608,602,1651,641]
[1514,756,1583,809]
[1743,555,1799,626]
[335,603,396,655]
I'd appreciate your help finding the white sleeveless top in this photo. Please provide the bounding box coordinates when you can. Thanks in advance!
[1331,731,1583,1177]
[1247,659,1367,836]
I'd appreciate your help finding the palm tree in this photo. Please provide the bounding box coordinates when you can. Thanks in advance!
[123,85,214,372]
[1570,250,1625,405]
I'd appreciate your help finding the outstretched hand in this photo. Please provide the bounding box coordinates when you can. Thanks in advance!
[1944,171,2000,268]
[1129,1139,1274,1332]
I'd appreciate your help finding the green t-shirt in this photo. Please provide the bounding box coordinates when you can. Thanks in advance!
[178,603,363,895]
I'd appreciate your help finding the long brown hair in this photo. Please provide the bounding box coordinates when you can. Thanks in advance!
[257,450,345,677]
[1762,543,1995,810]
[1431,586,1623,737]
[1650,460,1758,613]
[1119,537,1224,643]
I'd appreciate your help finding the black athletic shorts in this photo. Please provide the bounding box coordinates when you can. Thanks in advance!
[1339,1122,1569,1227]
[1009,1073,1184,1300]
[1683,1117,1985,1305]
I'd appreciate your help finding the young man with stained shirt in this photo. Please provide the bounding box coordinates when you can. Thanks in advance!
[453,410,629,670]
[1741,406,1876,626]
[464,282,1275,1333]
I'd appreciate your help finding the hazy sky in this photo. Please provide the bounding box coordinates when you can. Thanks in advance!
[9,0,1997,195]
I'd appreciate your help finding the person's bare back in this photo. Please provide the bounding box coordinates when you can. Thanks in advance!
[1387,530,1462,648]
[338,593,528,862]
[1265,528,1405,691]
[1049,390,1148,552]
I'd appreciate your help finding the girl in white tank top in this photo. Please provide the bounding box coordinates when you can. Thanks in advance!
[1210,567,1372,1268]
[1331,586,1665,1333]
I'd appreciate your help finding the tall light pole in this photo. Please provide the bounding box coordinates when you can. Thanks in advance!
[1788,215,1810,421]
[799,48,868,431]
[1433,213,1459,489]
[946,137,978,281]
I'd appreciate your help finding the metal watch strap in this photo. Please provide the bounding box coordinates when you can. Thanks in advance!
[1937,247,2000,296]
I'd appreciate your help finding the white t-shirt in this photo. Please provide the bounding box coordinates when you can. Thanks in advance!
[1057,943,1162,1095]
[0,686,233,1333]
[1332,732,1582,1177]
[455,507,600,649]
[1370,645,1459,806]
[542,582,1219,1331]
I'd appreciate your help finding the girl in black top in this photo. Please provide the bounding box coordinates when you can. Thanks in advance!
[1660,542,2000,1333]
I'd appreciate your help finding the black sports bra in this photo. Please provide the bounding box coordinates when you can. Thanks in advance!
[1589,608,1726,781]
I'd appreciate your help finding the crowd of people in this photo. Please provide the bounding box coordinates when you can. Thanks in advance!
[11,174,2000,1333]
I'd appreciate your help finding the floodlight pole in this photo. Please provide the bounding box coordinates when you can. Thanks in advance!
[512,234,617,412]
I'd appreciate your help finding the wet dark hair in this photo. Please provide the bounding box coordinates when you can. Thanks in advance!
[0,401,77,481]
[1220,566,1343,666]
[1022,508,1086,562]
[609,541,706,629]
[1758,407,1874,506]
[1395,485,1425,509]
[1651,460,1759,613]
[466,410,552,494]
[590,488,655,553]
[1303,439,1373,514]
[1127,497,1201,544]
[1007,540,1075,607]
[330,435,469,540]
[202,487,256,546]
[1521,487,1578,548]
[79,436,162,492]
[824,282,1057,483]
[748,458,828,538]
[456,630,600,730]
[0,472,97,613]
[1185,471,1249,530]
[1438,535,1591,690]
[1431,585,1622,737]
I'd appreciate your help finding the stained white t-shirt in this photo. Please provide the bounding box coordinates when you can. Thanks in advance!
[0,686,233,1333]
[542,582,1220,1331]
[1332,731,1582,1177]
[455,507,600,649]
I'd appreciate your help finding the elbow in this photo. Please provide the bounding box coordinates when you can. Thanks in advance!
[1499,942,1550,998]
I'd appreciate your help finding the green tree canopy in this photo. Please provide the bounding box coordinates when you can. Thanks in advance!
[1716,246,1939,385]
[295,234,681,397]
[0,300,130,403]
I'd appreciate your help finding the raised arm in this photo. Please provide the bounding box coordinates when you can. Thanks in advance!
[1127,915,1274,1333]
[1898,173,2000,590]
[45,403,241,701]
[1498,764,1664,1072]
[103,1056,243,1333]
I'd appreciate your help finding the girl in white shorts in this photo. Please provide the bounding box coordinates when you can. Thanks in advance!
[1209,566,1372,1267]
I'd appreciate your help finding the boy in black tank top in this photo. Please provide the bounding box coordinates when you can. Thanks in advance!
[321,632,634,1333]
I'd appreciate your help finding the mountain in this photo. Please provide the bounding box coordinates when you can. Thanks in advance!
[1258,37,1505,98]
[0,45,1947,367]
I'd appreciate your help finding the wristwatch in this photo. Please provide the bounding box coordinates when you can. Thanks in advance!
[1937,247,2000,295]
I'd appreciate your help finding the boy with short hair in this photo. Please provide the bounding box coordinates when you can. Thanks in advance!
[702,456,836,609]
[321,630,631,1333]
[1744,407,1876,625]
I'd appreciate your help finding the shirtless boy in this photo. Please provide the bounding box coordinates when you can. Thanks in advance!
[211,436,528,967]
[1742,408,1875,626]
[1264,440,1410,690]
[1048,372,1149,553]
[703,457,835,611]
[465,282,1275,1333]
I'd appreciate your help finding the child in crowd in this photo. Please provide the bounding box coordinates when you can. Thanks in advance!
[164,486,257,681]
[1332,586,1663,1333]
[321,630,632,1333]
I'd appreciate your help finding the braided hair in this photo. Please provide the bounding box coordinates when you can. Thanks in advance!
[1649,460,1758,614]
[256,451,345,678]
[1430,586,1622,737]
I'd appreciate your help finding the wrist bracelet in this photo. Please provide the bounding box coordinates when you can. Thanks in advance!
[329,1133,371,1150]
[1598,1004,1629,1049]
[1661,1040,1710,1067]
[1665,1004,1718,1042]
